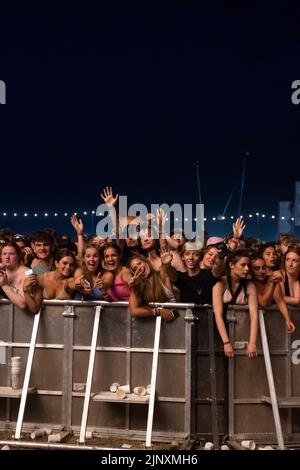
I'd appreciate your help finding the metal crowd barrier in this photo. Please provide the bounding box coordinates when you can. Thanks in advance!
[1,299,300,446]
[225,304,300,446]
[0,299,194,444]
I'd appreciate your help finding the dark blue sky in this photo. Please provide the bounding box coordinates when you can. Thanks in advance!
[1,3,300,239]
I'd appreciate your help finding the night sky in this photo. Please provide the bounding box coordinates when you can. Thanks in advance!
[1,3,300,239]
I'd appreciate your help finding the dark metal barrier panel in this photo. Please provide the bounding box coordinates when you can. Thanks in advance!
[0,300,194,442]
[192,309,227,442]
[227,305,300,444]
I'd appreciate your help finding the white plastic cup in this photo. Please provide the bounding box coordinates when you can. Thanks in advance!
[11,356,21,363]
[241,440,256,450]
[11,360,21,389]
[24,269,34,277]
[119,384,130,394]
[31,429,45,439]
[204,441,214,450]
[220,444,230,450]
[146,384,151,394]
[48,433,61,443]
[109,382,120,393]
[133,386,146,396]
[116,388,126,399]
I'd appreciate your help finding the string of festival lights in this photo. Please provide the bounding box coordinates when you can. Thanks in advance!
[0,211,295,221]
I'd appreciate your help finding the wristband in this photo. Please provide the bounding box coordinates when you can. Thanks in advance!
[223,341,231,346]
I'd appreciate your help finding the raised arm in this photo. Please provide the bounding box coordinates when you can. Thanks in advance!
[160,246,178,283]
[228,217,246,251]
[70,215,84,259]
[100,186,119,239]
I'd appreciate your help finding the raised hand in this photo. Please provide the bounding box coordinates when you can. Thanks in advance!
[268,270,283,284]
[95,273,104,289]
[160,246,173,265]
[23,274,37,294]
[75,275,92,293]
[128,266,144,287]
[70,215,84,235]
[156,208,167,231]
[100,186,119,207]
[0,268,8,287]
[233,217,246,239]
[92,236,106,247]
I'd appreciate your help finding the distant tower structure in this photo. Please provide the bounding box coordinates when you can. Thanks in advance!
[238,152,248,217]
[295,181,300,226]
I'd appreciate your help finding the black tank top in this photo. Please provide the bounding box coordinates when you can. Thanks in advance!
[284,275,290,296]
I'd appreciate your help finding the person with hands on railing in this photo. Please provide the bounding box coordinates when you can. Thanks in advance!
[250,256,295,333]
[280,245,300,306]
[128,251,176,321]
[212,250,258,359]
[102,244,131,301]
[23,249,78,314]
[74,243,114,301]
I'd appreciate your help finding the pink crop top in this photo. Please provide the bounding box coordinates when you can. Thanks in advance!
[108,273,130,301]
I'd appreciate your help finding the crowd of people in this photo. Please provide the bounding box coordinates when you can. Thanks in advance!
[0,187,299,358]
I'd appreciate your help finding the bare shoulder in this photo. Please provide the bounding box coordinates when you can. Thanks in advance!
[246,280,257,293]
[102,270,114,281]
[120,266,132,283]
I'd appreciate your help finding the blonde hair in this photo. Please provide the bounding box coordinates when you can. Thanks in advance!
[129,255,168,306]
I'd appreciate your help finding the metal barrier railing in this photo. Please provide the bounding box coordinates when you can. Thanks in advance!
[0,299,195,443]
[1,299,299,446]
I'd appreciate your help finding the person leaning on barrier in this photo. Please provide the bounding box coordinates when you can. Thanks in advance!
[212,250,258,359]
[250,256,295,333]
[280,245,300,306]
[23,249,78,314]
[162,241,220,305]
[128,250,176,321]
[73,243,113,301]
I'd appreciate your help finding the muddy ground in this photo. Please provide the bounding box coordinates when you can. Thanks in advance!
[0,430,191,450]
